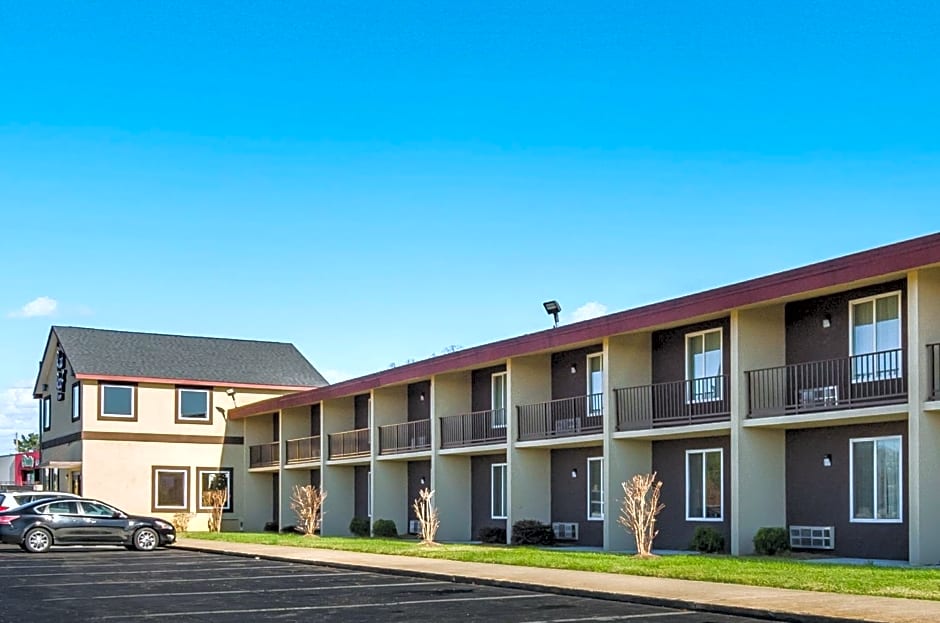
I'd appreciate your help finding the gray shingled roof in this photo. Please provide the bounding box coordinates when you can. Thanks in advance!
[52,326,328,388]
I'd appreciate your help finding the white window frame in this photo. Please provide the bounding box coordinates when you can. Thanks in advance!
[491,462,507,519]
[101,384,135,419]
[197,468,233,512]
[685,448,723,522]
[684,328,723,404]
[71,383,81,422]
[586,353,604,416]
[153,468,189,511]
[366,469,372,519]
[178,388,211,421]
[848,291,903,383]
[41,396,51,431]
[587,456,604,521]
[491,372,507,429]
[849,435,903,524]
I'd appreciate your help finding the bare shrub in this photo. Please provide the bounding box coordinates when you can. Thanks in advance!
[171,512,194,533]
[205,489,228,532]
[291,484,327,536]
[412,488,439,545]
[618,472,665,557]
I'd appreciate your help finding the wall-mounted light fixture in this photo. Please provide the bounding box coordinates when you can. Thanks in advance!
[570,468,578,478]
[543,300,562,328]
[419,392,426,402]
[823,454,832,467]
[226,387,238,407]
[570,363,577,374]
[419,476,426,485]
[822,313,832,329]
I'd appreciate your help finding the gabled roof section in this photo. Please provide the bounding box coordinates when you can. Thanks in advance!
[35,327,328,396]
[228,231,940,419]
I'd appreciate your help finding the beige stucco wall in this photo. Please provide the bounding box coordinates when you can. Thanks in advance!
[372,386,409,534]
[507,354,552,532]
[432,371,474,541]
[320,397,356,535]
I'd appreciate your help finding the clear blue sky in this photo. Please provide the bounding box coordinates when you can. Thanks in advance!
[1,2,938,450]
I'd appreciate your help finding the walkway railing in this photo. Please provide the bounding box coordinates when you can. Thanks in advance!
[379,420,431,455]
[929,343,940,401]
[615,375,730,431]
[286,435,321,464]
[517,394,603,441]
[328,428,371,460]
[248,441,279,468]
[440,409,507,449]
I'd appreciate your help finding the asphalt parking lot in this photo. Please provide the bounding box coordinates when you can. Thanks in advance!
[0,545,776,623]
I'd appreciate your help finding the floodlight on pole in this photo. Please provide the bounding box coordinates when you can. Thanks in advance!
[543,300,562,328]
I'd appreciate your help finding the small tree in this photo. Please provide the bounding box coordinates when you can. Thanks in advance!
[412,488,439,545]
[16,433,39,452]
[618,472,665,557]
[202,472,229,533]
[291,484,327,536]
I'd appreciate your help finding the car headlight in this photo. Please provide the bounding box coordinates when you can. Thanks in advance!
[154,520,173,530]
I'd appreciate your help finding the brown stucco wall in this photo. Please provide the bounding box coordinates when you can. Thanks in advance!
[550,447,604,547]
[408,381,431,422]
[651,435,731,551]
[786,421,908,560]
[407,460,432,525]
[310,404,321,436]
[652,318,730,384]
[471,365,507,412]
[354,394,370,429]
[354,465,369,519]
[551,345,603,400]
[471,453,507,539]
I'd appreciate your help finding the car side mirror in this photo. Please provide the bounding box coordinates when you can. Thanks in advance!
[113,512,124,519]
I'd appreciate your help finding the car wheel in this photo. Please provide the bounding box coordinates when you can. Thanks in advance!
[133,527,159,551]
[23,528,53,553]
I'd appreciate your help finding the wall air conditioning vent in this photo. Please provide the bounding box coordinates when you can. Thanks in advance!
[551,522,579,541]
[555,418,579,434]
[408,519,421,535]
[798,385,839,409]
[789,525,835,550]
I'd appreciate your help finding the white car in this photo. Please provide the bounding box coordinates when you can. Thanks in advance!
[0,491,80,512]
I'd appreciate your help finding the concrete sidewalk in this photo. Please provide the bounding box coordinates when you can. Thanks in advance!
[175,537,939,623]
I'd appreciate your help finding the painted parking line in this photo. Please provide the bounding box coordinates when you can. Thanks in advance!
[43,579,449,601]
[0,563,302,578]
[37,571,369,588]
[0,558,268,570]
[98,594,545,620]
[521,614,695,623]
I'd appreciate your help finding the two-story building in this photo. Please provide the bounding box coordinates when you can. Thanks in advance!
[33,327,326,531]
[228,232,940,564]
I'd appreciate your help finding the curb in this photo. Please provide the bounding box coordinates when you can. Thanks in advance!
[173,543,872,623]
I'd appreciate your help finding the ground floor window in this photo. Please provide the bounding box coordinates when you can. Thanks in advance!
[153,466,189,512]
[850,435,902,522]
[587,457,604,520]
[491,463,507,519]
[197,468,233,512]
[686,448,722,521]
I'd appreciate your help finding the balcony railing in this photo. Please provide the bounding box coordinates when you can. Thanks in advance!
[747,349,906,418]
[249,441,279,468]
[379,420,431,455]
[929,343,940,401]
[440,409,507,449]
[286,435,321,464]
[328,428,371,460]
[517,394,603,441]
[615,375,730,431]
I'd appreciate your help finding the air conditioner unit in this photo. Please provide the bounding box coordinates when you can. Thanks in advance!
[551,522,579,541]
[555,418,579,434]
[408,519,421,535]
[798,385,838,409]
[789,525,835,550]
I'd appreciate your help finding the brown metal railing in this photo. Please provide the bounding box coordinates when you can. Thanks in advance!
[440,409,507,449]
[929,343,940,401]
[615,375,730,431]
[328,428,371,459]
[286,435,321,464]
[517,394,603,441]
[747,349,906,418]
[249,441,279,468]
[379,420,431,455]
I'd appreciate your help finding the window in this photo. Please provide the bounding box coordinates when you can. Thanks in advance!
[198,468,234,512]
[850,435,902,522]
[686,448,723,521]
[153,467,189,511]
[491,372,507,428]
[587,457,604,520]
[491,463,507,519]
[101,384,135,419]
[41,396,51,431]
[850,292,902,382]
[39,500,80,515]
[367,469,372,519]
[587,353,604,415]
[71,383,81,422]
[686,329,722,402]
[80,501,118,517]
[178,388,211,422]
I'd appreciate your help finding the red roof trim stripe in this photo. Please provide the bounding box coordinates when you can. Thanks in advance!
[74,373,316,392]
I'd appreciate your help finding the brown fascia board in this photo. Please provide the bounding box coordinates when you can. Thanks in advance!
[228,231,940,420]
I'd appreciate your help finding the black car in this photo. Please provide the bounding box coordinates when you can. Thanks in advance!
[0,497,176,553]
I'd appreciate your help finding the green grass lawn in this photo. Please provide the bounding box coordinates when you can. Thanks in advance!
[183,531,940,601]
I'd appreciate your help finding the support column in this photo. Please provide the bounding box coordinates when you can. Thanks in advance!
[371,386,409,535]
[431,371,473,541]
[320,397,355,536]
[279,406,312,530]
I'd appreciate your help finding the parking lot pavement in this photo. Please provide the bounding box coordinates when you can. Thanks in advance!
[0,545,777,623]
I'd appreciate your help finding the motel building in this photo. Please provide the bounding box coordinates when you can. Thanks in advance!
[32,231,940,564]
[33,327,327,531]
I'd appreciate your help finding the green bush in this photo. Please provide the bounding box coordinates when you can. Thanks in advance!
[372,519,398,538]
[349,516,370,537]
[478,525,507,544]
[690,526,725,553]
[753,527,790,556]
[511,520,555,546]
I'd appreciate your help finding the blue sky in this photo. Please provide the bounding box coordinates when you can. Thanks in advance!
[1,2,938,450]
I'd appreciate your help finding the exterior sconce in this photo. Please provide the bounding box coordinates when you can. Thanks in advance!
[419,392,425,402]
[823,454,832,467]
[822,314,832,329]
[419,476,426,485]
[570,468,578,478]
[226,388,238,407]
[570,363,577,374]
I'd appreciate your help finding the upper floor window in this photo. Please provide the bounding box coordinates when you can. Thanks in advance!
[41,396,51,431]
[71,383,81,422]
[587,353,604,416]
[491,372,507,428]
[177,388,211,423]
[101,384,135,419]
[686,329,722,403]
[850,292,902,382]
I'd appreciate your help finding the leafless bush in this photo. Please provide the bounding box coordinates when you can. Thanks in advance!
[291,484,327,536]
[204,489,228,532]
[412,488,439,545]
[618,472,665,557]
[171,512,194,533]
